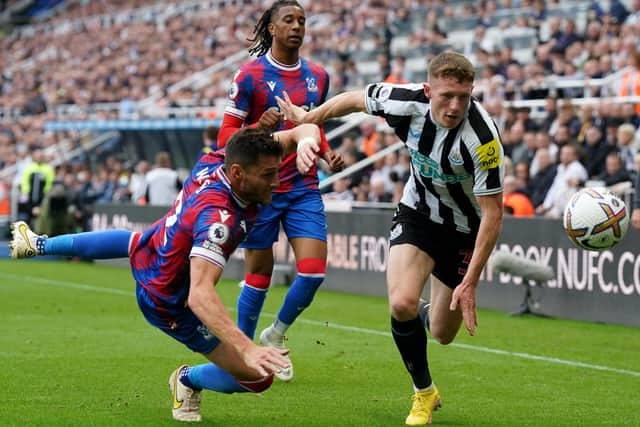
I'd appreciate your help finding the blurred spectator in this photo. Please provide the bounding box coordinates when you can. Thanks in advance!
[616,123,638,171]
[513,161,530,190]
[539,96,558,133]
[384,56,409,84]
[129,160,150,205]
[529,131,557,177]
[511,130,537,166]
[537,144,587,218]
[34,179,74,236]
[618,50,640,114]
[0,178,9,237]
[368,175,391,203]
[145,151,181,206]
[582,125,615,178]
[526,147,557,208]
[503,175,535,217]
[597,151,632,188]
[352,175,371,202]
[202,126,219,155]
[632,160,640,230]
[323,177,354,201]
[550,19,581,55]
[359,119,380,157]
[626,0,640,26]
[549,102,581,139]
[19,149,55,226]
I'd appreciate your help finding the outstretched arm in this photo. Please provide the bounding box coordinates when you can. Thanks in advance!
[276,90,367,125]
[188,257,290,376]
[450,192,503,336]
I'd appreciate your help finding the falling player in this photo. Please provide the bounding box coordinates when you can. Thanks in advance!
[10,125,322,422]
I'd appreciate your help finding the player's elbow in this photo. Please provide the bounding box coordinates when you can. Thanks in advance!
[187,287,207,316]
[430,326,456,345]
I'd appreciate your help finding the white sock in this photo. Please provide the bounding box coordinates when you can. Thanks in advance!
[272,319,289,335]
[414,383,434,393]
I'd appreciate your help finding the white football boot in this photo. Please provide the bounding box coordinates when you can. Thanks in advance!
[260,326,293,382]
[169,365,202,422]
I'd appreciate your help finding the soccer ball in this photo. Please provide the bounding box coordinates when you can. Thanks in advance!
[563,187,629,251]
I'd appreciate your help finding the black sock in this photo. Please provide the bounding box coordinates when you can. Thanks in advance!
[391,316,431,389]
[418,301,431,332]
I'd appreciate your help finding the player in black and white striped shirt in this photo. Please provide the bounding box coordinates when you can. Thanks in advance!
[278,51,504,426]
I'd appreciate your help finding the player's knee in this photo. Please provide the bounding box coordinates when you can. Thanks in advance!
[296,258,326,283]
[389,296,418,319]
[237,374,274,393]
[429,325,456,345]
[244,273,271,290]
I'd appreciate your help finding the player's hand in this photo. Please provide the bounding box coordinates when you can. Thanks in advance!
[258,107,284,130]
[449,281,478,336]
[242,343,291,377]
[296,138,319,174]
[323,151,345,172]
[275,91,307,124]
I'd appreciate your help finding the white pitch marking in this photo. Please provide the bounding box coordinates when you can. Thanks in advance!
[3,272,639,379]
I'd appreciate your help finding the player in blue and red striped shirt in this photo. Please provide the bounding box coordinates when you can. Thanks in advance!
[10,125,322,422]
[218,0,344,382]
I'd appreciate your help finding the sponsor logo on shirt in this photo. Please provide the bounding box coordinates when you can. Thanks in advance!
[306,77,318,92]
[476,139,502,171]
[408,147,471,183]
[219,209,230,223]
[208,222,229,244]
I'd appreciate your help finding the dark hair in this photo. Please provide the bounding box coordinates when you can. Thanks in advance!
[224,128,283,170]
[247,0,303,57]
[204,126,219,141]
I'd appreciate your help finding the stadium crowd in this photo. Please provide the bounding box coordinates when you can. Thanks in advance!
[2,0,640,234]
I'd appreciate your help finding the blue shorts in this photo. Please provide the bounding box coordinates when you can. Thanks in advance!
[136,283,221,354]
[241,189,327,250]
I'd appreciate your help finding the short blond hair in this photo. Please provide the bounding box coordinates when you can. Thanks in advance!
[428,51,475,83]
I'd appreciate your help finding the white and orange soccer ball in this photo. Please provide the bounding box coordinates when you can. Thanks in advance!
[563,187,629,251]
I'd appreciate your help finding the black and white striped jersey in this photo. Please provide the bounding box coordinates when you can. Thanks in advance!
[364,82,504,234]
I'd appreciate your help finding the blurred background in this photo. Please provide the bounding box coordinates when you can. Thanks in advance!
[1,0,640,239]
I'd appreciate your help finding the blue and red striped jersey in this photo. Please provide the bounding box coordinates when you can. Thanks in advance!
[130,151,259,310]
[225,51,329,192]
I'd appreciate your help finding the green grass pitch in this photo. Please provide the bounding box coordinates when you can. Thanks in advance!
[1,259,639,426]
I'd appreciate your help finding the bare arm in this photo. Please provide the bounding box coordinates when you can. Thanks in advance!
[274,123,323,174]
[450,192,503,335]
[188,257,289,376]
[273,123,321,155]
[188,257,253,353]
[276,90,367,125]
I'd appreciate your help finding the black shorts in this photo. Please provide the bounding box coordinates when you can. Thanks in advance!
[389,204,476,289]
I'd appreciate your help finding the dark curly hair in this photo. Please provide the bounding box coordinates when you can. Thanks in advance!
[247,0,304,57]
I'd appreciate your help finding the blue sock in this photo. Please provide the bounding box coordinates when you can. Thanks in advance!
[277,274,323,326]
[43,230,133,259]
[186,363,245,394]
[179,366,202,391]
[237,285,267,339]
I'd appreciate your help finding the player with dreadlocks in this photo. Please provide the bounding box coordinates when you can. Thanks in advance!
[218,0,344,383]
